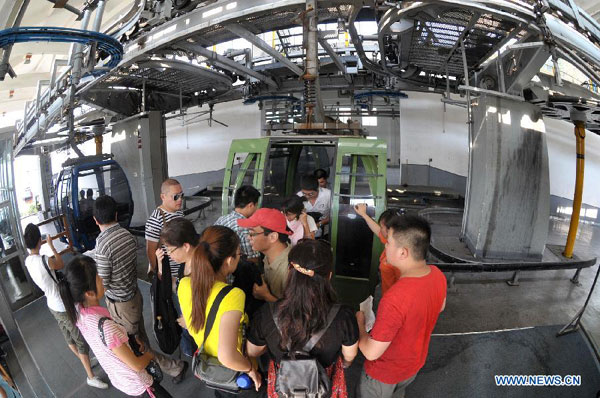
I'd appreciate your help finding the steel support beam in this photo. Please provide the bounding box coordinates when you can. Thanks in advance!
[318,34,351,83]
[178,42,278,89]
[224,23,303,76]
[0,0,30,81]
[47,0,83,18]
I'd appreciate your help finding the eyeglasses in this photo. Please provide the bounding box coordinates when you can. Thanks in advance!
[166,246,179,255]
[172,192,184,201]
[302,191,317,198]
[247,230,265,238]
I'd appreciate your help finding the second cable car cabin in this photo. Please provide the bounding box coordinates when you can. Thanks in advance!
[222,136,387,306]
[53,156,134,251]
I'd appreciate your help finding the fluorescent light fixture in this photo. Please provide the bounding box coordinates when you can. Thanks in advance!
[203,7,223,18]
[226,2,237,10]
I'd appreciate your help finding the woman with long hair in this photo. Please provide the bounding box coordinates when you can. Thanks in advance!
[158,217,200,357]
[58,256,172,397]
[176,225,262,395]
[158,217,199,281]
[246,239,359,398]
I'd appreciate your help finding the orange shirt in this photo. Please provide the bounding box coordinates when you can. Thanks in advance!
[378,232,402,294]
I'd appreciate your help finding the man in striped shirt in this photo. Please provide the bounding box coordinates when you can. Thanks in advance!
[94,195,187,383]
[145,179,185,282]
[145,178,197,359]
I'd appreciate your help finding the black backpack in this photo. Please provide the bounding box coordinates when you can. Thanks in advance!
[150,253,182,354]
[271,303,341,398]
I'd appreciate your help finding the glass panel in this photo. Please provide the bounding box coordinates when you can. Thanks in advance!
[75,163,134,247]
[0,138,13,203]
[263,144,334,210]
[335,155,376,279]
[263,146,292,209]
[0,206,33,304]
[226,153,259,209]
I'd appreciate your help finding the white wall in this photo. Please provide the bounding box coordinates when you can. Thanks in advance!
[367,92,469,177]
[159,93,600,208]
[165,100,261,177]
[546,117,600,208]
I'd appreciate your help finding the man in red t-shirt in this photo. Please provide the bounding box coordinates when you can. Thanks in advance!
[353,204,401,294]
[356,215,447,398]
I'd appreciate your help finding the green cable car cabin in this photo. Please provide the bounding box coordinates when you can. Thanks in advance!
[221,136,387,306]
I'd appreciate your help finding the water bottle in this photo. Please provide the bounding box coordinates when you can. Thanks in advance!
[236,373,253,389]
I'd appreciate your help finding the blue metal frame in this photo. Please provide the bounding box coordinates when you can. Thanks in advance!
[0,27,123,68]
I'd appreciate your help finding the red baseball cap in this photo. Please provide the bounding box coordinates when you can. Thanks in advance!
[237,208,292,235]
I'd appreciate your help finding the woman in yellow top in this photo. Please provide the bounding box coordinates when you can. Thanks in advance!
[166,224,262,394]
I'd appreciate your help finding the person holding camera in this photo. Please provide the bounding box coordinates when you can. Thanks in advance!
[23,224,107,390]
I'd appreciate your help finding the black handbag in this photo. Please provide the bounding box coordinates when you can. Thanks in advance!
[192,285,241,394]
[150,249,182,355]
[98,317,163,383]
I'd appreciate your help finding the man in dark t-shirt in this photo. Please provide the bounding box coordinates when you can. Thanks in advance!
[356,215,447,398]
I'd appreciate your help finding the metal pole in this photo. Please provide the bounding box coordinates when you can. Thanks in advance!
[87,0,106,70]
[70,9,92,86]
[563,120,586,258]
[460,40,473,238]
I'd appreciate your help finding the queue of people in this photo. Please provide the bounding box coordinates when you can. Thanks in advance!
[22,174,446,398]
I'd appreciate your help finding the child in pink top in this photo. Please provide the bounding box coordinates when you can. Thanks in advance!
[282,196,318,245]
[58,255,172,397]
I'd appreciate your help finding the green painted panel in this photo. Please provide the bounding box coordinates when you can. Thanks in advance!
[222,138,269,215]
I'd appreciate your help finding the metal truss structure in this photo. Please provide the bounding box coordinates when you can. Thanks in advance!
[4,0,600,154]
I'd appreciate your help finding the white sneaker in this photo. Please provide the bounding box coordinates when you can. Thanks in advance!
[87,377,109,389]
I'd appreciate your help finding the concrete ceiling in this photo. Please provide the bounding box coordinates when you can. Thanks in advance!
[0,0,599,120]
[0,0,133,116]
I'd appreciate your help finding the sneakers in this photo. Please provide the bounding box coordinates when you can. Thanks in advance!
[172,361,189,384]
[87,376,109,389]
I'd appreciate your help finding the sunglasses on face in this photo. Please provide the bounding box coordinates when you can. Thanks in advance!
[172,192,184,201]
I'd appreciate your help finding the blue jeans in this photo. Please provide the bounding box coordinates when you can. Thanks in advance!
[172,292,197,357]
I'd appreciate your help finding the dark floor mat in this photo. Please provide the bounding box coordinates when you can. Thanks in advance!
[12,284,600,397]
[408,326,600,398]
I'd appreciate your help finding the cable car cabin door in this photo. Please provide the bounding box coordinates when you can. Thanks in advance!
[222,138,269,215]
[331,138,387,307]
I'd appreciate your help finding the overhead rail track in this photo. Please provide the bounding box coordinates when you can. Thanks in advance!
[10,0,600,154]
[0,27,123,68]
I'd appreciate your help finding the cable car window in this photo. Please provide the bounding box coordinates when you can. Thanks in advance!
[335,155,376,279]
[0,140,12,203]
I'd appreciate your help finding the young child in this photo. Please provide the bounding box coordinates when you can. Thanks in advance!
[356,215,447,398]
[58,255,172,397]
[353,204,400,294]
[281,196,318,245]
[23,224,107,390]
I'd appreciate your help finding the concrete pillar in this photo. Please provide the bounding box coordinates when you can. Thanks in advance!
[463,94,549,260]
[111,111,168,226]
[36,151,53,217]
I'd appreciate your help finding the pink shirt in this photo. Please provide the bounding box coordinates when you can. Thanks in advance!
[76,305,153,395]
[287,219,304,245]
